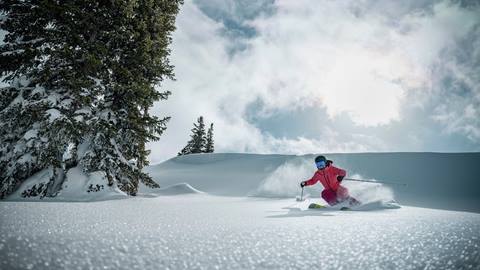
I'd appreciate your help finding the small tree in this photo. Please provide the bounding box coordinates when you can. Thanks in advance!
[178,116,206,155]
[205,123,214,153]
[177,141,192,156]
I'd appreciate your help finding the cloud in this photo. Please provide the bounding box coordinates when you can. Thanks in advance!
[429,28,480,142]
[148,0,480,163]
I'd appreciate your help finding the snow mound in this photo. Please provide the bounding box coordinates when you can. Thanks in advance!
[6,166,128,202]
[155,183,204,195]
[324,199,401,211]
[145,153,292,197]
[353,200,402,211]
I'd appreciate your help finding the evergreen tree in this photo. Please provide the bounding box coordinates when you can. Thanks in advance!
[177,143,192,156]
[0,1,97,198]
[0,0,183,199]
[178,116,207,156]
[205,123,214,153]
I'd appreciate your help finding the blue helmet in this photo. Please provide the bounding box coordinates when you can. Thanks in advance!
[315,155,327,169]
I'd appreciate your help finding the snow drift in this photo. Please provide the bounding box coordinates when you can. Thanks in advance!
[145,152,480,213]
[140,183,203,196]
[6,166,128,202]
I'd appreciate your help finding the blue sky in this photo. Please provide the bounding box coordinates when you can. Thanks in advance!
[148,0,480,163]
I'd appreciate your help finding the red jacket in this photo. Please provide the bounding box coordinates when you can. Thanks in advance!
[304,163,346,192]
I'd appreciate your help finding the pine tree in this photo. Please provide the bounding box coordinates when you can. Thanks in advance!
[0,0,183,199]
[190,116,206,154]
[205,123,214,153]
[78,0,183,195]
[0,1,98,198]
[178,116,207,156]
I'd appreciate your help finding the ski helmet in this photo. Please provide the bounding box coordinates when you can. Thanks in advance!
[315,155,327,169]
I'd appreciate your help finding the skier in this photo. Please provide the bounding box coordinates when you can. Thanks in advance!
[300,155,360,207]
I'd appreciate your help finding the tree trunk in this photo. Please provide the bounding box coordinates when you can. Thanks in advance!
[44,166,66,197]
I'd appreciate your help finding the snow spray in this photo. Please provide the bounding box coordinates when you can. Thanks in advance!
[250,159,316,198]
[345,174,396,204]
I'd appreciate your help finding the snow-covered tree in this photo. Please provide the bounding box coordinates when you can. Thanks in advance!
[0,0,183,199]
[205,123,214,153]
[177,142,192,156]
[0,1,98,198]
[178,117,215,156]
[178,116,207,156]
[77,0,182,195]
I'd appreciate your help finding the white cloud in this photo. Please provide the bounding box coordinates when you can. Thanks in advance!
[148,0,480,163]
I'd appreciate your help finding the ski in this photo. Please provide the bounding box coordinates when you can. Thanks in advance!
[308,203,326,209]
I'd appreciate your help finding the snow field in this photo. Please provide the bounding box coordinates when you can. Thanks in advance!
[2,152,480,269]
[1,194,479,270]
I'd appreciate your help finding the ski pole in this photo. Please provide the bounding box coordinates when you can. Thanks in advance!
[344,178,407,187]
[300,186,304,201]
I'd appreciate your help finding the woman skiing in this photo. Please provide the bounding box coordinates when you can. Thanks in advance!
[301,155,360,207]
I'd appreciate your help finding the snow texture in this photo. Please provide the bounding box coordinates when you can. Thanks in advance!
[1,153,479,269]
[1,195,479,270]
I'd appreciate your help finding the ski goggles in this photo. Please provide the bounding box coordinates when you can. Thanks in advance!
[316,160,326,169]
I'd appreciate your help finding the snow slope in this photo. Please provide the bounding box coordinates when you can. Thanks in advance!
[145,152,480,212]
[1,152,479,269]
[8,152,480,213]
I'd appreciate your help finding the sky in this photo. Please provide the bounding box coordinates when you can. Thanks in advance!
[147,0,480,163]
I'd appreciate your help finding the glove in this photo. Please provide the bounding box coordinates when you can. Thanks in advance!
[300,181,307,188]
[337,175,344,182]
